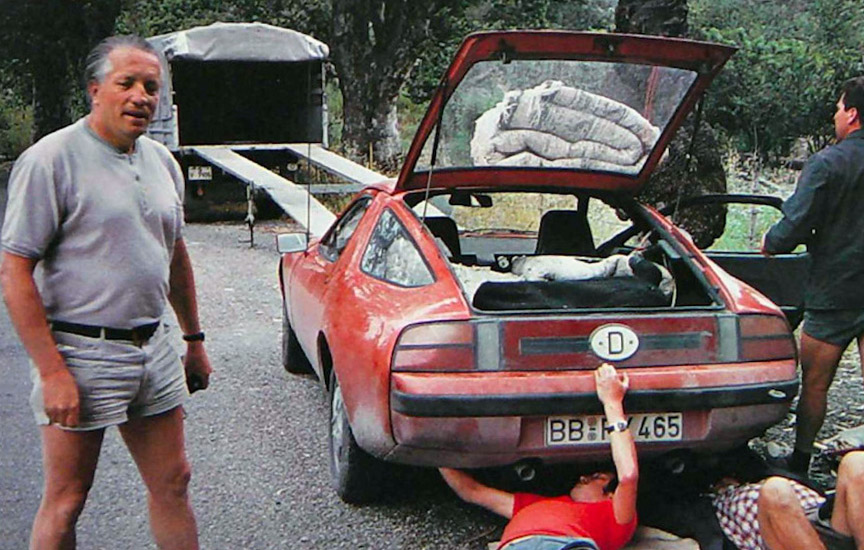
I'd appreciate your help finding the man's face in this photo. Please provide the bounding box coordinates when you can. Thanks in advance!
[88,46,161,152]
[834,94,858,141]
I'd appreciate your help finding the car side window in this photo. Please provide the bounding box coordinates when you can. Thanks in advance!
[688,202,804,253]
[319,197,372,262]
[361,209,435,287]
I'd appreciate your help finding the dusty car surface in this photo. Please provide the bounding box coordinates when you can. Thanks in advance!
[277,31,800,503]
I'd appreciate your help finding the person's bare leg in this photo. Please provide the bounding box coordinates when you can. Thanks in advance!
[857,333,864,390]
[830,451,864,548]
[119,407,198,550]
[758,477,826,550]
[795,332,845,453]
[30,426,104,550]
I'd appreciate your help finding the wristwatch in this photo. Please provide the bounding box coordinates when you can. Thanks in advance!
[604,420,629,434]
[182,331,206,342]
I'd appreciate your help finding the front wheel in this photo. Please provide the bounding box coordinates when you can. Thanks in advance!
[329,372,387,503]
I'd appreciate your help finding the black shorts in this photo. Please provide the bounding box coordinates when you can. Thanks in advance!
[802,308,864,347]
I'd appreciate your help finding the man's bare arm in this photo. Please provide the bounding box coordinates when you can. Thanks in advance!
[439,467,515,519]
[168,238,212,390]
[0,251,79,426]
[595,364,638,525]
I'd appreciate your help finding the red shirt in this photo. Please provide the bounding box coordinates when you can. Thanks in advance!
[499,493,637,550]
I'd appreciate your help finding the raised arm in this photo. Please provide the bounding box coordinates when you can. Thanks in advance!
[438,467,515,519]
[0,251,80,427]
[595,363,638,525]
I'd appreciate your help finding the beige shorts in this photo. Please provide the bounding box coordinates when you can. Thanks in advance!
[30,323,188,431]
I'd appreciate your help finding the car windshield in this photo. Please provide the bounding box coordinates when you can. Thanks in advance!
[415,59,697,176]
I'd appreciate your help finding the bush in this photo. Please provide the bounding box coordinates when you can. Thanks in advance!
[692,0,864,160]
[0,91,33,160]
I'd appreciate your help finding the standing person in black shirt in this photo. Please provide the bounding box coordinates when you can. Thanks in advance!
[762,77,864,476]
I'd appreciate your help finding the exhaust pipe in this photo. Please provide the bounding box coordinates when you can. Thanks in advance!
[514,461,536,482]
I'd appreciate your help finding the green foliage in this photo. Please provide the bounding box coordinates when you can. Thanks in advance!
[0,91,33,160]
[116,0,327,38]
[692,0,864,160]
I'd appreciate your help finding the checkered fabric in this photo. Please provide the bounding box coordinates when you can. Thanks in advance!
[711,480,824,550]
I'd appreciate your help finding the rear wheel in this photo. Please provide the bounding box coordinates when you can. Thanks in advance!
[281,307,313,375]
[329,371,387,503]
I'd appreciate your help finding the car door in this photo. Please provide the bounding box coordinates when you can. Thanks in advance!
[669,194,810,328]
[289,197,374,365]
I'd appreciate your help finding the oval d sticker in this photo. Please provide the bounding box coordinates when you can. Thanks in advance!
[589,324,639,361]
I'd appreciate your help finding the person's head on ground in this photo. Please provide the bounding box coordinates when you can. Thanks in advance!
[85,35,162,153]
[835,76,864,141]
[569,469,617,502]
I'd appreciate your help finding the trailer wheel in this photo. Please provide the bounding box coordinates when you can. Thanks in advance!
[282,307,313,375]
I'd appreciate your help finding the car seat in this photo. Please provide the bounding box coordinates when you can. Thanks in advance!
[425,217,462,260]
[535,209,596,256]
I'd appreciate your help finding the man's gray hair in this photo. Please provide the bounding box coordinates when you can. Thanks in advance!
[84,35,160,85]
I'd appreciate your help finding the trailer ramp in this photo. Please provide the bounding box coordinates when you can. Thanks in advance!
[283,143,384,185]
[189,145,335,237]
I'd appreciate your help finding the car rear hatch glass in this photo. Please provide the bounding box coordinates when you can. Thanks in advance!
[397,32,735,193]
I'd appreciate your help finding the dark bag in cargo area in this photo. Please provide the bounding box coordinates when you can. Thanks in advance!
[473,277,671,311]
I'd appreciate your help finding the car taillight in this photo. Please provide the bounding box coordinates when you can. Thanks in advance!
[737,314,796,362]
[392,321,476,371]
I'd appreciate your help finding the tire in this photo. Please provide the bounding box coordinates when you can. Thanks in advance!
[328,371,387,503]
[281,307,313,375]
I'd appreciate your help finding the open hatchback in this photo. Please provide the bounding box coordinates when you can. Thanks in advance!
[277,31,801,503]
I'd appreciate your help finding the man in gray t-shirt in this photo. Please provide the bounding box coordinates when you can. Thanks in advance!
[0,35,211,548]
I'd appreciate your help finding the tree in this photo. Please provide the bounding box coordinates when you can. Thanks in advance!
[615,0,687,36]
[0,0,125,140]
[692,0,864,159]
[616,0,728,248]
[327,0,464,172]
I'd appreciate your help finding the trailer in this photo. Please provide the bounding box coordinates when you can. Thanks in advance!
[146,22,383,236]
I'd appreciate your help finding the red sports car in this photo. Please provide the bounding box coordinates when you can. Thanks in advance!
[277,31,803,503]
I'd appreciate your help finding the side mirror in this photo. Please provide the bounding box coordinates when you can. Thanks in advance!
[276,233,309,254]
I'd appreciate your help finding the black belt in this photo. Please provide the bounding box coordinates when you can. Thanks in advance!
[50,320,160,344]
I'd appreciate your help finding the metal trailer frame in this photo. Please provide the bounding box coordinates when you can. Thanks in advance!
[146,22,384,240]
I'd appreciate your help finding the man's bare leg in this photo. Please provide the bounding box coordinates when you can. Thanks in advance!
[795,332,845,454]
[758,477,826,550]
[30,426,104,550]
[119,407,198,550]
[830,451,864,548]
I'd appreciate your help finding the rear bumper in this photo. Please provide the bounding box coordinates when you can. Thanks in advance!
[385,361,797,467]
[391,378,797,417]
[386,402,791,467]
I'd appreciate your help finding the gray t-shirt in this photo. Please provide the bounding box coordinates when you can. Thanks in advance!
[1,118,185,327]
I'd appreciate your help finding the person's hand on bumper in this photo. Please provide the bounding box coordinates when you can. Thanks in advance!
[595,363,629,407]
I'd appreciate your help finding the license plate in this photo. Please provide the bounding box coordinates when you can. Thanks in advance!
[188,166,212,181]
[546,412,683,446]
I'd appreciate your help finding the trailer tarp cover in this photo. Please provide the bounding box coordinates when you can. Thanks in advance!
[148,21,329,62]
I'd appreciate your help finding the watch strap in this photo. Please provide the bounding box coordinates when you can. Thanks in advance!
[604,420,629,434]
